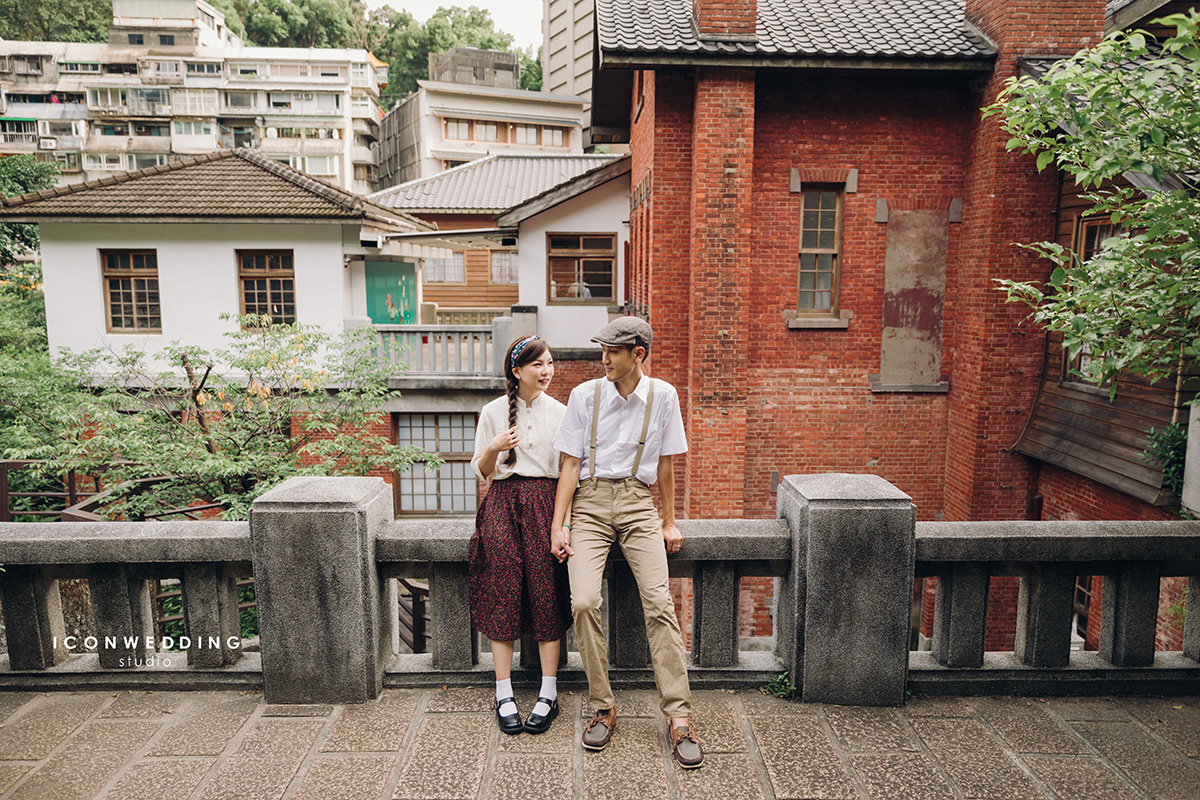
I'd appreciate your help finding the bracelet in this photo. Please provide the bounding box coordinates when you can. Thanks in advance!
[562,523,573,531]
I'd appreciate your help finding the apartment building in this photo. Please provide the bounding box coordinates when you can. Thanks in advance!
[0,0,387,194]
[377,47,585,189]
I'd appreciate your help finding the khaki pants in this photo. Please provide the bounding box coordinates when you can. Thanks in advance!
[568,477,692,718]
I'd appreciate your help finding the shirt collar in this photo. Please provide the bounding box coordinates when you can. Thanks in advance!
[601,374,650,408]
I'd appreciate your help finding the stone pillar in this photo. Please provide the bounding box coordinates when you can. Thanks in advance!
[0,566,68,669]
[1014,564,1074,668]
[89,564,151,669]
[609,561,650,667]
[181,563,243,668]
[430,562,477,669]
[1182,403,1200,514]
[250,476,393,703]
[491,316,514,375]
[693,561,740,667]
[1099,565,1159,667]
[932,563,989,668]
[509,305,538,341]
[777,474,915,705]
[1185,576,1200,662]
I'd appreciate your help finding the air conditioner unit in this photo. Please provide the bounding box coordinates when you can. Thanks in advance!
[154,103,171,115]
[38,137,57,150]
[296,92,314,100]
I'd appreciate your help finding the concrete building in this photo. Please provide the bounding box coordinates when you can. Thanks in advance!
[0,0,387,194]
[377,48,586,189]
[542,0,595,133]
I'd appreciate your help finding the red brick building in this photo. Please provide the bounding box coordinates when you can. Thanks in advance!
[593,0,1192,649]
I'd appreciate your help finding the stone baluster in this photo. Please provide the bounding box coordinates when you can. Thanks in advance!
[181,563,244,668]
[692,561,740,667]
[1099,564,1159,667]
[88,564,152,669]
[1015,564,1074,668]
[430,562,477,669]
[0,566,68,669]
[932,563,990,668]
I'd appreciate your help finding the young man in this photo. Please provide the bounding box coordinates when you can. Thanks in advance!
[551,317,703,769]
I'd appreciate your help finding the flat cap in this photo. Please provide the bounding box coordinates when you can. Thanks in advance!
[591,316,653,348]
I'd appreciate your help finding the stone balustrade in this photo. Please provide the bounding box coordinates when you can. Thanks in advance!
[375,315,512,378]
[2,474,1199,705]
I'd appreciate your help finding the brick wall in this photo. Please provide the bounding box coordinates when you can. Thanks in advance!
[692,0,756,39]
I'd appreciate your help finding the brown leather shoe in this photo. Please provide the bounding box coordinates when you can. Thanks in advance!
[582,708,616,751]
[670,724,704,769]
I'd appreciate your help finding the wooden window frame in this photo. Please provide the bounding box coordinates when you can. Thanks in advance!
[475,120,498,142]
[237,249,296,325]
[101,249,161,333]
[1060,214,1120,391]
[424,252,466,284]
[444,118,470,140]
[796,186,843,317]
[489,250,518,285]
[546,233,617,305]
[392,413,478,515]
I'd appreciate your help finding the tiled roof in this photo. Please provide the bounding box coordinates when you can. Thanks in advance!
[370,155,621,213]
[0,149,429,229]
[596,0,996,61]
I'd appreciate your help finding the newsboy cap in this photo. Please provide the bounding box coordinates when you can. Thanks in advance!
[591,316,653,349]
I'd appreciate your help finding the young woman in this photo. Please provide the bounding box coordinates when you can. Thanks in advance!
[469,334,571,735]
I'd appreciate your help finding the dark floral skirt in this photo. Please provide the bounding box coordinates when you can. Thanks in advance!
[468,476,572,642]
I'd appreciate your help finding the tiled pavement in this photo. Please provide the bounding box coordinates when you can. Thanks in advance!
[0,689,1198,800]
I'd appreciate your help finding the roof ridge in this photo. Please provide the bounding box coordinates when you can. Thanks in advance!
[369,154,500,199]
[2,150,236,208]
[232,149,364,213]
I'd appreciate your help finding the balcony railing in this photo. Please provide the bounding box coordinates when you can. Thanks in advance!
[375,316,512,377]
[2,474,1198,704]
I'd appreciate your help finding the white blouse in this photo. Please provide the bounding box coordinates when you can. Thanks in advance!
[471,392,567,482]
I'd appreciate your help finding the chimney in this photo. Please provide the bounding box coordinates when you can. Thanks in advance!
[693,0,757,41]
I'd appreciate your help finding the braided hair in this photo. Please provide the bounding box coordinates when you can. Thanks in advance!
[503,335,550,467]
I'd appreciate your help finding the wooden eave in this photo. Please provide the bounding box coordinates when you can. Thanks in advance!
[599,52,996,72]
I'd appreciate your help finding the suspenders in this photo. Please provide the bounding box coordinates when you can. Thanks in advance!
[587,377,656,480]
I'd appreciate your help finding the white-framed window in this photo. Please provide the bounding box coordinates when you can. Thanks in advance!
[316,64,346,78]
[393,413,478,514]
[272,64,309,78]
[513,123,537,144]
[37,119,84,137]
[199,9,215,28]
[59,62,100,73]
[186,62,221,75]
[85,152,126,170]
[302,156,337,176]
[231,64,261,77]
[148,60,180,76]
[224,91,256,109]
[88,87,128,108]
[315,93,340,111]
[445,118,470,140]
[171,88,217,115]
[425,252,466,283]
[174,120,212,135]
[130,153,172,169]
[0,120,37,144]
[490,251,518,284]
[476,121,498,142]
[269,92,292,109]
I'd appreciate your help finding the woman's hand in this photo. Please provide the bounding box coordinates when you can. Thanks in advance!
[489,425,519,454]
[551,525,574,562]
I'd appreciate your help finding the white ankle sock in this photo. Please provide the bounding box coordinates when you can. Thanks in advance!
[532,676,557,716]
[496,678,517,717]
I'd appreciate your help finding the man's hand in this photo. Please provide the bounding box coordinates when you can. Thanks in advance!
[551,525,575,562]
[662,521,682,555]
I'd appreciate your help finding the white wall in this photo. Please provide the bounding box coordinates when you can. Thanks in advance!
[40,222,350,358]
[517,174,629,348]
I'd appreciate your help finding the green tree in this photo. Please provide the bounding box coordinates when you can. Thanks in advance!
[207,0,248,38]
[0,0,110,43]
[0,156,60,268]
[519,45,542,92]
[380,5,515,108]
[243,0,355,48]
[988,12,1200,387]
[7,316,440,520]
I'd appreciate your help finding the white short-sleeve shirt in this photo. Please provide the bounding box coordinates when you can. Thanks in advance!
[471,392,567,482]
[555,375,687,486]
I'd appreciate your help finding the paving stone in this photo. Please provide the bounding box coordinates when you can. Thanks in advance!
[103,758,214,799]
[423,687,494,714]
[293,754,395,800]
[687,693,747,754]
[1024,756,1139,800]
[676,753,767,800]
[8,721,157,800]
[825,705,916,752]
[736,690,815,716]
[148,693,259,756]
[1042,697,1131,722]
[909,718,1043,800]
[0,692,35,725]
[579,689,660,719]
[0,692,109,760]
[488,754,572,800]
[901,696,973,718]
[750,714,856,799]
[498,693,575,754]
[321,693,418,752]
[196,718,323,800]
[1073,721,1200,800]
[99,692,187,718]
[262,704,333,717]
[1117,697,1200,757]
[850,753,956,800]
[0,765,30,795]
[394,715,490,799]
[970,697,1086,754]
[580,718,669,800]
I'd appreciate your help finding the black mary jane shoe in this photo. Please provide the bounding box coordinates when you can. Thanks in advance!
[495,697,523,735]
[523,697,559,734]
